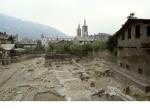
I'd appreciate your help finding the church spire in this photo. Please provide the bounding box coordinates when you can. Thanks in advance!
[78,24,80,28]
[77,24,81,37]
[82,19,88,37]
[84,19,86,25]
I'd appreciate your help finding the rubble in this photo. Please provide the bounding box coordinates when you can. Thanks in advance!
[95,68,113,77]
[91,89,105,97]
[123,85,130,95]
[0,57,147,101]
[28,69,34,72]
[90,80,95,87]
[33,90,65,101]
[80,72,89,81]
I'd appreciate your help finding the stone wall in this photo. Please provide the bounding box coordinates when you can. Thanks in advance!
[92,49,117,63]
[45,50,116,66]
[118,47,150,81]
[117,20,150,82]
[118,22,150,48]
[11,54,45,63]
[45,53,73,66]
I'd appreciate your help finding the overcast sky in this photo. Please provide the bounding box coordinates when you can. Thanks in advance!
[0,0,150,36]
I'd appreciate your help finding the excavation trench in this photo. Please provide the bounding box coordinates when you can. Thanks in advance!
[0,57,147,101]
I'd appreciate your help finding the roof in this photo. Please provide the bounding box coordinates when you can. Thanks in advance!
[75,37,94,41]
[14,48,26,52]
[0,32,18,40]
[0,44,15,50]
[114,19,150,37]
[0,36,9,40]
[19,38,37,45]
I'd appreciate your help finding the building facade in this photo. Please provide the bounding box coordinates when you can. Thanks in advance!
[114,19,150,91]
[76,24,81,37]
[76,19,88,38]
[89,33,110,42]
[18,38,37,49]
[41,34,74,47]
[75,19,93,44]
[82,19,88,37]
[0,32,18,65]
[0,32,16,45]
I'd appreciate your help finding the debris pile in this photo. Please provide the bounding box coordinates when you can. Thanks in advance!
[95,69,113,77]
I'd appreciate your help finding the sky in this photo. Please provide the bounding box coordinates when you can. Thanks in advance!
[0,0,150,36]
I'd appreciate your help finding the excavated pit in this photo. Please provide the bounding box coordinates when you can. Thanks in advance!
[0,57,149,101]
[34,91,65,101]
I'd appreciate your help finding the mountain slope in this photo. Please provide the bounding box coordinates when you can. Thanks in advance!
[0,14,66,39]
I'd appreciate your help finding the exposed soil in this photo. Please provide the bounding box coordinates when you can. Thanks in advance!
[0,57,148,101]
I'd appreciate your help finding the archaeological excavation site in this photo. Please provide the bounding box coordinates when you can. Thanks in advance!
[0,14,150,101]
[0,50,149,101]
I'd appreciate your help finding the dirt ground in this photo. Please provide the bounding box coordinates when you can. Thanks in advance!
[0,57,147,101]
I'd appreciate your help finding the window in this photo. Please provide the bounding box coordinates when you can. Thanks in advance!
[135,25,140,38]
[147,26,150,37]
[138,68,143,75]
[120,63,123,67]
[128,28,131,39]
[126,64,130,70]
[122,32,125,40]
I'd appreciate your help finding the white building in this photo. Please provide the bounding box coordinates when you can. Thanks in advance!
[41,34,49,47]
[41,34,74,47]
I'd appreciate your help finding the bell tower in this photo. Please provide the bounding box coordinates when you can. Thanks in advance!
[76,24,81,37]
[82,19,88,37]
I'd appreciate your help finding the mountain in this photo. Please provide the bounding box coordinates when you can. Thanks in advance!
[0,13,66,39]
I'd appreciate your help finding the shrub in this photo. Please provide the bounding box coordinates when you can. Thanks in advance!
[47,41,107,56]
[106,35,117,55]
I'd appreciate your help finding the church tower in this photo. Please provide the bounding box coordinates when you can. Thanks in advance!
[82,19,88,37]
[77,24,81,37]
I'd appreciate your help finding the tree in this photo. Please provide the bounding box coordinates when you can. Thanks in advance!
[127,12,137,19]
[48,43,54,52]
[8,36,15,44]
[92,41,106,52]
[35,40,45,52]
[106,35,117,55]
[70,43,82,56]
[81,43,93,55]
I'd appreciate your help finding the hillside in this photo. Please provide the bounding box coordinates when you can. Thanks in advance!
[0,14,66,39]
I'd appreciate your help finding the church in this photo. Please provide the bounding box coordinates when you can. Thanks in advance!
[77,19,88,37]
[75,19,94,44]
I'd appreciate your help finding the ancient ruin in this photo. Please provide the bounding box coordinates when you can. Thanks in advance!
[0,14,150,101]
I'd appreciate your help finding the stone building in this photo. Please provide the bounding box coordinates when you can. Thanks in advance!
[89,33,110,42]
[77,24,81,37]
[18,38,37,49]
[0,32,12,44]
[82,19,88,37]
[0,32,18,65]
[114,18,150,92]
[75,19,94,44]
[76,19,88,38]
[41,34,49,47]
